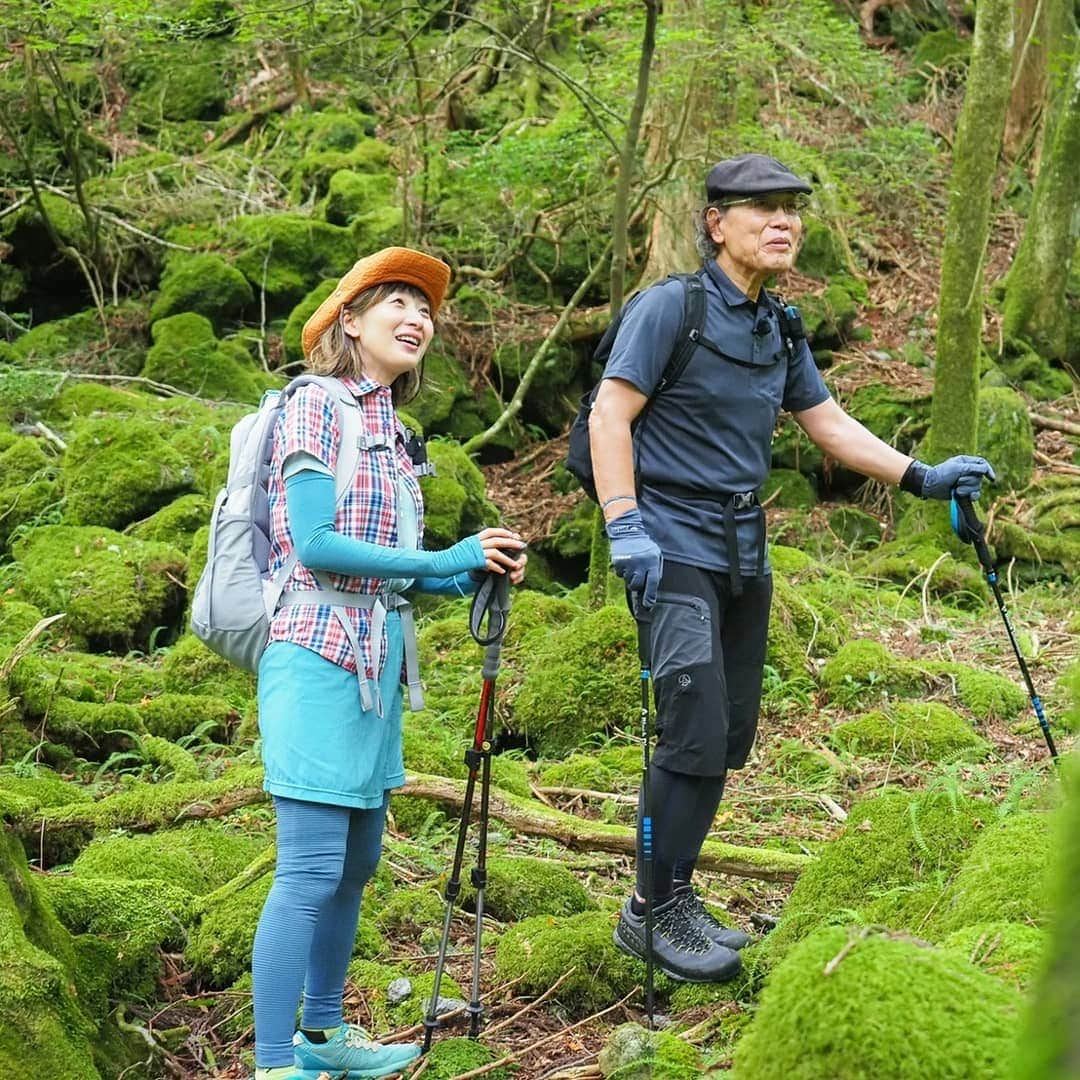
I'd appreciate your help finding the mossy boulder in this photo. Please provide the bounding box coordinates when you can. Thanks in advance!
[128,492,213,551]
[372,887,445,936]
[845,382,931,456]
[224,214,357,313]
[422,1037,510,1079]
[130,41,229,123]
[599,1023,702,1079]
[761,468,816,509]
[419,439,499,547]
[767,788,989,960]
[72,823,269,896]
[928,812,1054,937]
[408,348,473,433]
[732,926,1020,1080]
[344,959,458,1030]
[492,337,582,434]
[831,701,991,764]
[323,169,403,247]
[12,525,186,652]
[286,136,394,204]
[38,874,195,1000]
[826,505,882,549]
[457,855,595,921]
[940,921,1046,991]
[0,438,60,551]
[138,692,238,742]
[10,304,146,377]
[544,499,596,559]
[143,312,276,403]
[149,252,253,331]
[977,387,1034,493]
[925,662,1028,722]
[0,768,92,821]
[161,634,256,709]
[6,651,163,718]
[282,279,337,367]
[510,604,638,757]
[0,599,47,648]
[64,417,194,529]
[798,276,864,350]
[994,339,1074,401]
[907,28,971,99]
[796,220,848,280]
[854,538,986,606]
[493,910,653,1014]
[768,573,847,678]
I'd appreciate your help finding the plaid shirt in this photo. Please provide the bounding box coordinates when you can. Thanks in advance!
[266,376,425,679]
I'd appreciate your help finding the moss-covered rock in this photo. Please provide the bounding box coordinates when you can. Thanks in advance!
[10,304,146,377]
[138,691,238,742]
[149,252,253,330]
[282,279,337,367]
[72,823,269,896]
[599,1022,702,1079]
[0,768,92,821]
[544,499,596,558]
[845,382,932,456]
[820,639,925,707]
[286,136,393,204]
[372,887,445,936]
[925,662,1028,722]
[798,276,864,349]
[826,505,882,549]
[12,526,186,652]
[39,874,195,1000]
[732,926,1020,1080]
[344,959,455,1030]
[161,634,257,709]
[223,214,357,313]
[940,921,1046,991]
[129,41,229,123]
[796,220,848,280]
[419,438,499,547]
[510,604,638,757]
[0,600,47,649]
[408,348,473,433]
[418,1036,510,1080]
[457,855,595,921]
[906,28,971,99]
[994,339,1074,401]
[761,467,817,509]
[977,387,1034,493]
[768,569,847,677]
[928,812,1054,936]
[64,416,193,529]
[142,312,276,403]
[767,788,989,960]
[0,437,60,550]
[493,910,655,1014]
[127,492,213,551]
[831,701,991,764]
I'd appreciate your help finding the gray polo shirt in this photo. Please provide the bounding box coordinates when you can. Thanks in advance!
[601,260,830,573]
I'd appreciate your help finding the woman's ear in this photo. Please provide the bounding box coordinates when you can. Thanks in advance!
[340,307,363,339]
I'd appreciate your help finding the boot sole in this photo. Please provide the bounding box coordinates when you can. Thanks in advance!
[612,926,740,984]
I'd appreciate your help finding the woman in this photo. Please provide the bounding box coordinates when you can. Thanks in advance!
[251,247,526,1080]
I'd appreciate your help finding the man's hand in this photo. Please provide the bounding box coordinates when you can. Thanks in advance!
[916,455,997,500]
[605,508,663,608]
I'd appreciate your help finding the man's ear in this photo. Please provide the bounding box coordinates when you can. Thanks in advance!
[705,206,725,246]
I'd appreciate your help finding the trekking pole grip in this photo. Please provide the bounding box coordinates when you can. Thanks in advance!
[953,495,994,574]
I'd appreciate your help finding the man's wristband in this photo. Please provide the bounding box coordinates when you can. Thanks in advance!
[602,495,638,511]
[899,460,928,498]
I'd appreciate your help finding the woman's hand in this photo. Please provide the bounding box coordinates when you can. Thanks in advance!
[476,527,527,582]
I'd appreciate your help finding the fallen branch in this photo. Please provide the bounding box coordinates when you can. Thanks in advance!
[214,91,298,148]
[1030,412,1080,438]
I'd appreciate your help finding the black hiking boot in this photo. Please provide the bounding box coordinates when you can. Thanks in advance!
[672,884,751,951]
[614,894,742,983]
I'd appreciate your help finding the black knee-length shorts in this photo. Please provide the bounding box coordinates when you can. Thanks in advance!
[644,560,773,777]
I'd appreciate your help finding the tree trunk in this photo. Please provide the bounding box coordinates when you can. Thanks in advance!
[1002,41,1080,360]
[1002,0,1068,162]
[927,0,1015,462]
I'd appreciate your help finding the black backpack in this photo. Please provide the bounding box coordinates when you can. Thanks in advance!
[565,271,707,502]
[564,270,806,503]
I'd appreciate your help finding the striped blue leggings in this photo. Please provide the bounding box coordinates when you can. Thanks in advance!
[252,794,387,1068]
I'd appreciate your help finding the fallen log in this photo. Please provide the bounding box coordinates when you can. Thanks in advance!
[18,769,807,882]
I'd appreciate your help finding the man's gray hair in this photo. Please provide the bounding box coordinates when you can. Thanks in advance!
[694,201,727,260]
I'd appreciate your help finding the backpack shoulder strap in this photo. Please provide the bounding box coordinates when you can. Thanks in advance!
[766,292,806,362]
[652,269,707,397]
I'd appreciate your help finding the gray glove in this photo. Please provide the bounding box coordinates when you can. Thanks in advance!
[901,456,996,500]
[605,508,663,608]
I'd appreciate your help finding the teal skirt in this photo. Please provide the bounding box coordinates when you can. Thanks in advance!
[257,619,407,809]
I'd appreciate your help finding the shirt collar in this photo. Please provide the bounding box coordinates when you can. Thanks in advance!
[340,374,391,399]
[703,259,761,309]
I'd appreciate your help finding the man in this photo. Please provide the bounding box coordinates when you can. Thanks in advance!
[589,153,995,982]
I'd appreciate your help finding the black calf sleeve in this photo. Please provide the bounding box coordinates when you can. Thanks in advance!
[636,765,726,899]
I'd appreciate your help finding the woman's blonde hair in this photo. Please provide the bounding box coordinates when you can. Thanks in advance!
[306,281,430,405]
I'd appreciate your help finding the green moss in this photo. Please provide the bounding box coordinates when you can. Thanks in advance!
[995,339,1075,401]
[929,812,1054,936]
[926,662,1029,721]
[826,505,882,549]
[138,734,201,781]
[977,387,1034,493]
[282,279,336,366]
[139,692,237,742]
[0,600,47,649]
[10,304,147,377]
[768,571,847,676]
[73,823,269,896]
[127,493,213,551]
[493,910,658,1015]
[187,872,272,987]
[12,526,185,652]
[419,439,499,547]
[224,214,357,312]
[286,137,393,203]
[796,220,848,279]
[421,1036,511,1080]
[767,788,989,959]
[161,634,256,708]
[546,499,596,558]
[856,537,987,606]
[761,468,817,509]
[537,753,616,791]
[940,921,1046,991]
[819,639,928,707]
[0,768,92,819]
[345,960,460,1031]
[408,348,472,433]
[846,382,931,455]
[38,874,195,1000]
[599,1023,702,1079]
[64,416,194,529]
[323,169,397,226]
[1059,662,1080,733]
[150,253,253,330]
[44,698,144,756]
[765,739,847,790]
[143,312,276,403]
[457,855,595,921]
[373,887,445,936]
[510,605,638,757]
[831,701,991,764]
[732,926,1020,1080]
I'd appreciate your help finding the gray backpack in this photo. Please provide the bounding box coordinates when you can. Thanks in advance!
[190,375,364,673]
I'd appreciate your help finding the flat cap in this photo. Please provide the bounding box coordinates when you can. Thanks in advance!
[301,247,451,358]
[705,154,812,201]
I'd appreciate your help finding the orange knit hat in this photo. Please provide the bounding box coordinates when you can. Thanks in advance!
[301,247,451,358]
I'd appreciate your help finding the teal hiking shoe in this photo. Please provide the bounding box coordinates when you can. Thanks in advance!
[294,1025,421,1078]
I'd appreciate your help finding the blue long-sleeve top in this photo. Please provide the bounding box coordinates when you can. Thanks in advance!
[284,469,483,596]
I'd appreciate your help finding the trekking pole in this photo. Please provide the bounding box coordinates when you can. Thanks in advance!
[951,495,1058,761]
[423,566,513,1053]
[627,591,655,1029]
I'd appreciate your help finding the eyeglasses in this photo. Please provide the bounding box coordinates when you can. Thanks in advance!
[717,193,809,216]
